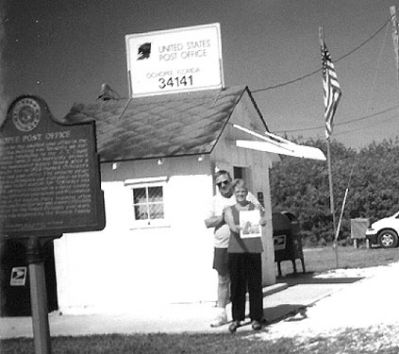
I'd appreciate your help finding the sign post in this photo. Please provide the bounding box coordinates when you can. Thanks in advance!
[0,95,105,353]
[26,236,59,354]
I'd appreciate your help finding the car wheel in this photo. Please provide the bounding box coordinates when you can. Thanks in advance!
[377,230,399,248]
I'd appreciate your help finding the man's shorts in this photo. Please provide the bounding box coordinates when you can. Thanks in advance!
[213,247,229,276]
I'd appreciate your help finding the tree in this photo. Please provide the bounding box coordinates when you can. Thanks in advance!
[270,137,399,246]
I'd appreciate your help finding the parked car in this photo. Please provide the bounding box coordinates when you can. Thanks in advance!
[366,212,399,248]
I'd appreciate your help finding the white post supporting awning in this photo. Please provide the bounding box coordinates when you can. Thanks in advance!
[233,124,326,161]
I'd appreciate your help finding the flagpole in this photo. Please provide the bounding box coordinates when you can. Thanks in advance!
[319,27,338,267]
[327,136,338,266]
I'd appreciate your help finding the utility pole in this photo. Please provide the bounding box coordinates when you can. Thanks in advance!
[390,6,399,81]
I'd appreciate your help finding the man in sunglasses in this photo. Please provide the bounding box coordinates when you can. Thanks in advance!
[204,170,261,327]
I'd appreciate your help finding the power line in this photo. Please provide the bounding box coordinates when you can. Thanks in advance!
[334,113,399,137]
[367,20,390,112]
[273,104,399,134]
[252,17,391,94]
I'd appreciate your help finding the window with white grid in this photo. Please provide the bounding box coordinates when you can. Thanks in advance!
[125,177,168,228]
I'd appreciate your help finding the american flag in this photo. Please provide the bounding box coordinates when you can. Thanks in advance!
[321,42,342,139]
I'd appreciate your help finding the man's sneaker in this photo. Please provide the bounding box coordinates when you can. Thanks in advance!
[210,309,228,327]
[228,320,240,333]
[251,320,262,330]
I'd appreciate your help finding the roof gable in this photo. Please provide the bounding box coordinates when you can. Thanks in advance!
[64,86,266,162]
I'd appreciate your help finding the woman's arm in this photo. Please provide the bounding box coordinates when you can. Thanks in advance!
[254,205,267,227]
[223,207,240,233]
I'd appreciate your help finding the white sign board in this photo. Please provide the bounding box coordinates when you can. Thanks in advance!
[239,210,262,239]
[126,23,224,97]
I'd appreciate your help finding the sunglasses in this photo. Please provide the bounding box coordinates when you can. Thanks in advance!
[216,180,230,187]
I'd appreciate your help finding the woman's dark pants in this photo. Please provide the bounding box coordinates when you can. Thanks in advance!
[228,252,263,321]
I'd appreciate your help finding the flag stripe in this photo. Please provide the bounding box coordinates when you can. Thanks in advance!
[321,42,342,138]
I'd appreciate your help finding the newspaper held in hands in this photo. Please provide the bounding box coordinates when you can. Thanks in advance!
[239,210,262,238]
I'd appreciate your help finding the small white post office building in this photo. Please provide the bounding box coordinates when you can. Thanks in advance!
[54,86,280,314]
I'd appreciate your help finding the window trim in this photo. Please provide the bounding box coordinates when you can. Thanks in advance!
[124,176,168,186]
[125,176,169,229]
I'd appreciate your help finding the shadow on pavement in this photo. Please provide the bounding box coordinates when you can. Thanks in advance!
[276,272,363,286]
[260,271,365,324]
[264,304,307,324]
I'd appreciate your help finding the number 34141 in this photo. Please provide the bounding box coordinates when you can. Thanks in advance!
[158,75,193,89]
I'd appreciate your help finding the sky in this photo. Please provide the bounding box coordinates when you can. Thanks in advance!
[2,0,399,150]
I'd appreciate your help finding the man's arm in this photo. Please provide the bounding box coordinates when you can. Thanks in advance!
[204,195,226,229]
[204,215,224,229]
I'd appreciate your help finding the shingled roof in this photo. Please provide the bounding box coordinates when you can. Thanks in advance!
[64,86,267,162]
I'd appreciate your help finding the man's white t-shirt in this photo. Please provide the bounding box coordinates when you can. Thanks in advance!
[207,192,260,248]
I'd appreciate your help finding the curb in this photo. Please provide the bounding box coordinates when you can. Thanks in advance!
[263,282,289,297]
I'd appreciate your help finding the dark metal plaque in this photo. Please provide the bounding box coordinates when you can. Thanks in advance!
[0,95,105,237]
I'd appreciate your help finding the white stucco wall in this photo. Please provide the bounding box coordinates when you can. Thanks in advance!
[54,156,219,313]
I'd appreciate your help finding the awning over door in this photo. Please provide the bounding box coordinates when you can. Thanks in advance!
[233,124,326,161]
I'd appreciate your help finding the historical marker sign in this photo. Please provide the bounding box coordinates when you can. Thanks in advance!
[0,95,105,237]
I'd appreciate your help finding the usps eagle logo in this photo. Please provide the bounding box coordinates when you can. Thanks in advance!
[137,42,151,60]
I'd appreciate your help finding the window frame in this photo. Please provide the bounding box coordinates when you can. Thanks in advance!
[124,176,169,228]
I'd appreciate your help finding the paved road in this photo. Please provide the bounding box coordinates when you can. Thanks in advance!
[263,262,399,340]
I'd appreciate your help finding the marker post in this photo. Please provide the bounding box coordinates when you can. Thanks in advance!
[25,236,59,354]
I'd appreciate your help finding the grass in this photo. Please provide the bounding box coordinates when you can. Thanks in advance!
[2,246,399,354]
[2,329,399,354]
[278,245,399,276]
